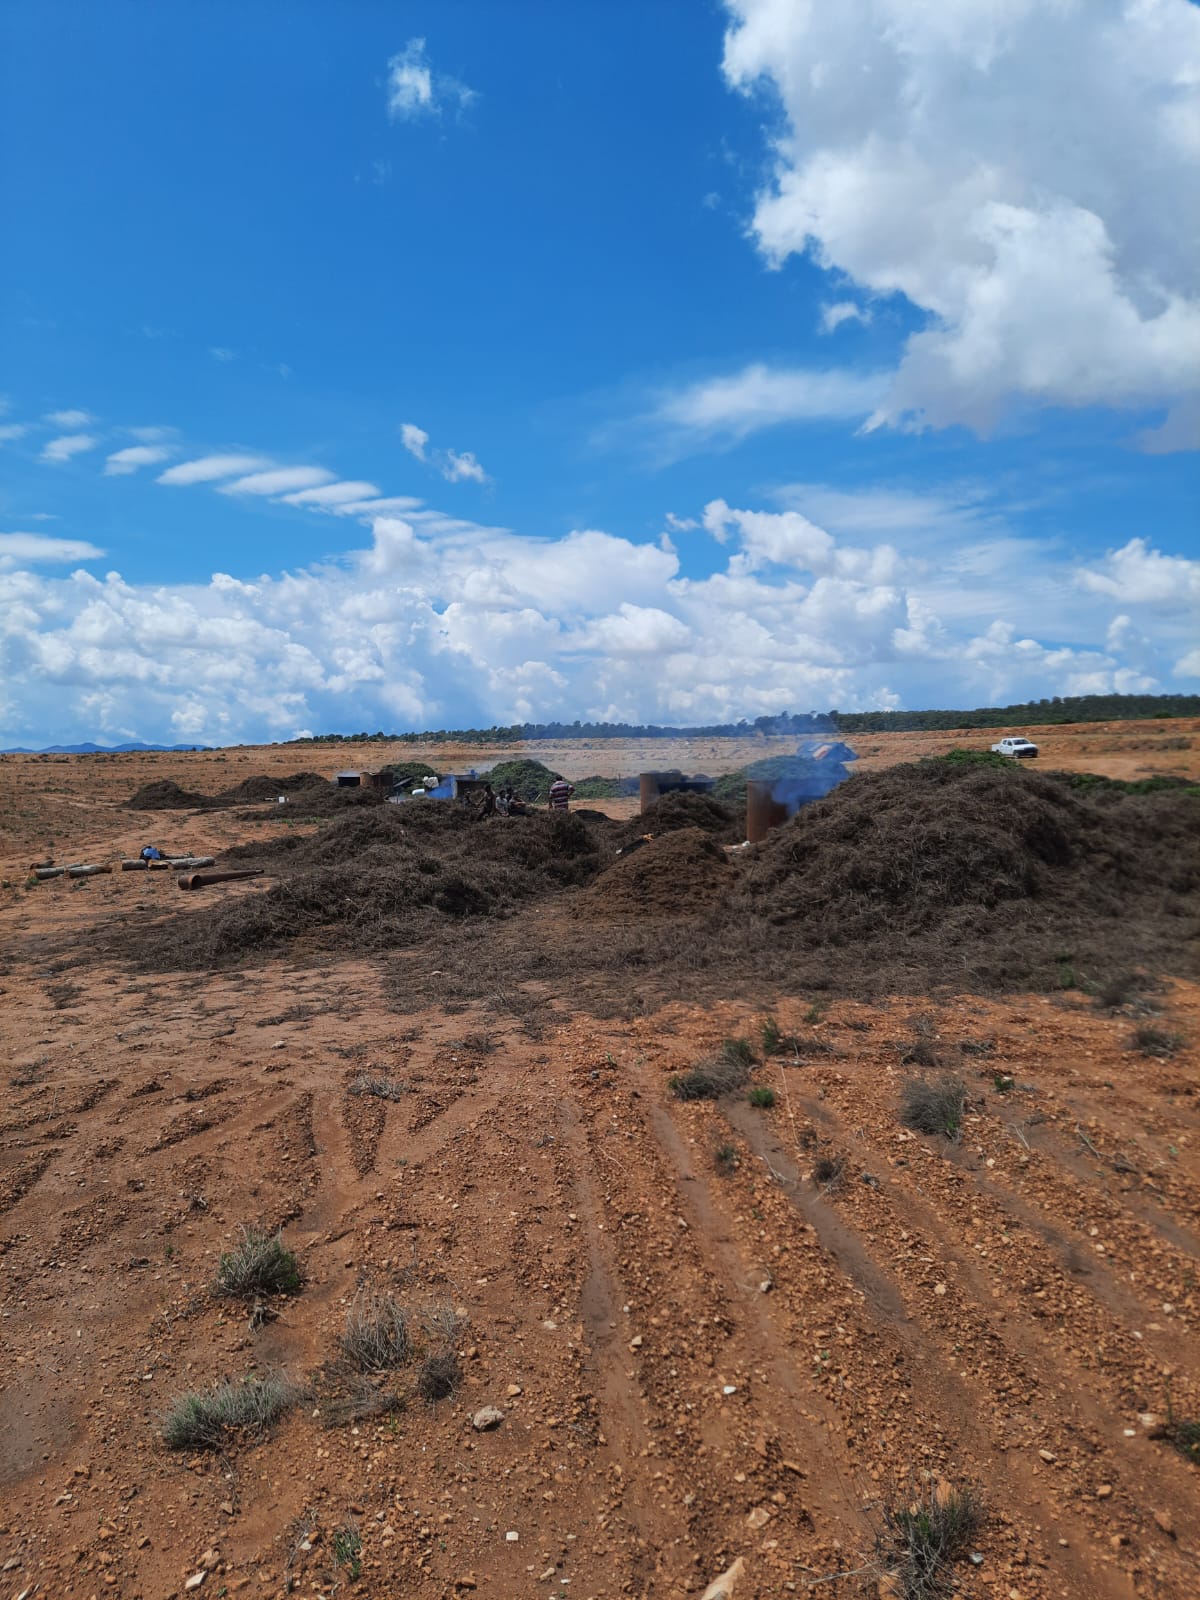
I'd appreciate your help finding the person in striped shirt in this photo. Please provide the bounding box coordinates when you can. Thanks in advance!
[548,777,575,811]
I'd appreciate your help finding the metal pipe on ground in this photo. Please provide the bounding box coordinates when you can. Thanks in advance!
[34,863,112,879]
[177,868,265,891]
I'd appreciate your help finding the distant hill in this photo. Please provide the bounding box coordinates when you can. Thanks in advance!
[0,741,209,754]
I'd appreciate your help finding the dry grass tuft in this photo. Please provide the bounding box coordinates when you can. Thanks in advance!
[900,1077,969,1140]
[875,1482,984,1599]
[162,1375,295,1451]
[668,1054,751,1101]
[416,1350,461,1402]
[216,1225,302,1299]
[341,1290,411,1372]
[348,1071,409,1101]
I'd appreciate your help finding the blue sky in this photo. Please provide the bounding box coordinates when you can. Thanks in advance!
[1,0,1197,746]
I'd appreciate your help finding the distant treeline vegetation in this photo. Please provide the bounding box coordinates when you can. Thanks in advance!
[833,693,1200,733]
[285,694,1199,747]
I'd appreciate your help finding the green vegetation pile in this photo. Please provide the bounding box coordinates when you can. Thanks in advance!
[483,757,564,801]
[570,774,625,799]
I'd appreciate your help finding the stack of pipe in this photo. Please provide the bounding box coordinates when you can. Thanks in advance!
[120,856,215,871]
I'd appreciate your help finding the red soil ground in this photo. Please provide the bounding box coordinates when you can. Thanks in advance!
[0,728,1196,1599]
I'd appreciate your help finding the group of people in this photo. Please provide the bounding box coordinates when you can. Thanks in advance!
[474,777,575,819]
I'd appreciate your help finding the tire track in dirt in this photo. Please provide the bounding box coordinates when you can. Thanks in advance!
[723,1100,1139,1600]
[558,1097,663,1595]
[853,1138,1199,1554]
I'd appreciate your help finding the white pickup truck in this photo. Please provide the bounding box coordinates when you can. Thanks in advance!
[991,736,1039,759]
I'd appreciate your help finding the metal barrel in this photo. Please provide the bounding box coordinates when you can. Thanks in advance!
[745,780,790,844]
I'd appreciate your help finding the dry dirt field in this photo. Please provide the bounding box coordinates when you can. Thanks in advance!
[0,724,1197,1600]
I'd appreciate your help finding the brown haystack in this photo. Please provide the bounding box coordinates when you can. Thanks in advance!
[103,763,1197,1009]
[621,791,740,847]
[126,772,380,815]
[578,828,730,918]
[125,779,214,811]
[725,761,1198,991]
[118,804,607,970]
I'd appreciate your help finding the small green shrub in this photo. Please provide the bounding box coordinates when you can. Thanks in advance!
[1095,972,1141,1010]
[901,1077,968,1140]
[163,1375,294,1451]
[341,1290,411,1371]
[348,1071,409,1100]
[901,1039,939,1069]
[668,1056,749,1101]
[1166,1415,1200,1464]
[877,1482,984,1599]
[812,1154,844,1189]
[748,1086,776,1109]
[1131,1025,1182,1058]
[713,1142,738,1175]
[761,1016,803,1056]
[332,1522,362,1578]
[216,1226,302,1299]
[416,1350,461,1403]
[721,1036,756,1070]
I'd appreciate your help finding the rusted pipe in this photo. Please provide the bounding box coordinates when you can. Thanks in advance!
[638,773,660,813]
[177,867,265,891]
[745,780,790,845]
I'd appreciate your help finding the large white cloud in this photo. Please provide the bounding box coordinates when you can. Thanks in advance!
[723,0,1200,442]
[1,495,1194,747]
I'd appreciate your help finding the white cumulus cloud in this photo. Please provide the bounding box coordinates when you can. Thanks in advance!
[386,39,477,122]
[1,493,1191,748]
[819,301,871,334]
[400,422,429,460]
[723,0,1200,442]
[441,450,488,484]
[401,421,489,483]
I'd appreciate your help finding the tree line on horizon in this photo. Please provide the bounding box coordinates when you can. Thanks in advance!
[284,692,1200,746]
